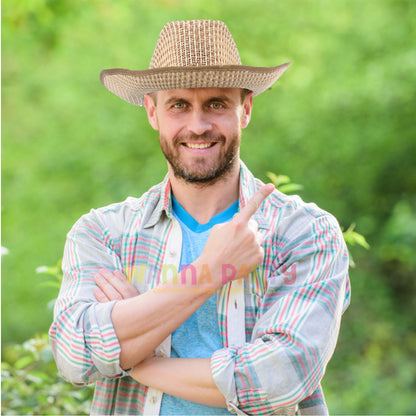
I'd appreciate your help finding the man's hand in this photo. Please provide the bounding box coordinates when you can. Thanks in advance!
[94,269,140,302]
[196,183,274,287]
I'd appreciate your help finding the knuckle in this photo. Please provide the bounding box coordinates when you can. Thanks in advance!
[248,228,258,242]
[234,220,245,230]
[254,249,264,265]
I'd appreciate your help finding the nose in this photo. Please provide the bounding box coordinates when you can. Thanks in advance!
[187,109,213,136]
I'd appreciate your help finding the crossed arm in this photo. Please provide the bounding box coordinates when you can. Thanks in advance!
[94,267,226,407]
[92,184,275,406]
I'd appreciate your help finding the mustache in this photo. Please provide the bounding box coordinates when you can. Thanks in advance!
[174,133,226,145]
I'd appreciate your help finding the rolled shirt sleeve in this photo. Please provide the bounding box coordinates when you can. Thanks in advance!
[211,212,350,415]
[49,207,131,385]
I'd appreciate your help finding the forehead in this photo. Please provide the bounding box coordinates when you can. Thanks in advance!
[156,87,242,103]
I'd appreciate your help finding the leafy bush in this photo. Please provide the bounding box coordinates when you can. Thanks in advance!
[1,261,94,415]
[1,334,94,415]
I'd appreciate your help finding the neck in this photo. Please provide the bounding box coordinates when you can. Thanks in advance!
[168,163,240,224]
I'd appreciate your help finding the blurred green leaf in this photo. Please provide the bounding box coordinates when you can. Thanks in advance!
[266,172,290,187]
[343,223,370,250]
[266,172,304,194]
[278,183,304,194]
[14,355,35,370]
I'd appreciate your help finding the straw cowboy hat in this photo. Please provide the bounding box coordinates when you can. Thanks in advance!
[100,20,291,106]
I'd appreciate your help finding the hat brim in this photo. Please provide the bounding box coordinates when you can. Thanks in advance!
[100,62,291,106]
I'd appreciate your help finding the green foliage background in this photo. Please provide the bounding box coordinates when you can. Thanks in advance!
[2,0,416,414]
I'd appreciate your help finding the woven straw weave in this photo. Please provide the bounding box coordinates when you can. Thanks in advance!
[149,20,241,68]
[100,20,290,106]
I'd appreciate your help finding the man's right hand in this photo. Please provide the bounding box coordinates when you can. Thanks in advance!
[197,183,274,288]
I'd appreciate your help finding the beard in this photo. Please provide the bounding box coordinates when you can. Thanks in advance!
[159,132,240,186]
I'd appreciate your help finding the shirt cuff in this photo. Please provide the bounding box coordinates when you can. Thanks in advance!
[210,346,243,414]
[85,300,130,379]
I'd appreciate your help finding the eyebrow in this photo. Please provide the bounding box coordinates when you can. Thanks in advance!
[163,96,190,106]
[163,94,234,107]
[206,95,233,104]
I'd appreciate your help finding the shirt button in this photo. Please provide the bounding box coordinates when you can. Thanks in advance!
[150,395,157,404]
[159,350,166,357]
[169,250,176,257]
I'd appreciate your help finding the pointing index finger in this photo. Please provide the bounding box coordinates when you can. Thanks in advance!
[236,183,275,223]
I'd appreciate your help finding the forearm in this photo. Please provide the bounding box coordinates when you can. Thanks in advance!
[111,260,221,370]
[131,357,227,408]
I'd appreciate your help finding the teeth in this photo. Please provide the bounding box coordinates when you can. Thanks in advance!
[185,143,213,149]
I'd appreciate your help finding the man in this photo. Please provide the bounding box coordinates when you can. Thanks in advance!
[50,20,350,415]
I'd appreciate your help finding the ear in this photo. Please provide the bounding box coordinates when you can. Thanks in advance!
[240,91,253,129]
[144,94,159,130]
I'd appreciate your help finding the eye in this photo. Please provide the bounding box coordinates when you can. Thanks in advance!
[210,102,223,110]
[173,102,186,109]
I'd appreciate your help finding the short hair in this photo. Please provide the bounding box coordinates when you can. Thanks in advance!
[240,88,251,102]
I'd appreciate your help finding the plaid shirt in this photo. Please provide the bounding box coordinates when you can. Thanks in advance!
[50,161,350,415]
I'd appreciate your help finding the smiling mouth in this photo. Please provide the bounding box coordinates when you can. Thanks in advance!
[183,142,216,149]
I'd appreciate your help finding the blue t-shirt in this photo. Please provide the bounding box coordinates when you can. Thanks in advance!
[160,196,238,415]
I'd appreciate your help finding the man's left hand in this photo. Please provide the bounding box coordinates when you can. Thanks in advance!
[94,268,140,302]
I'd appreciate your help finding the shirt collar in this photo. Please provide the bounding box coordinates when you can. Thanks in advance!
[144,160,270,231]
[144,173,173,228]
[238,161,270,231]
